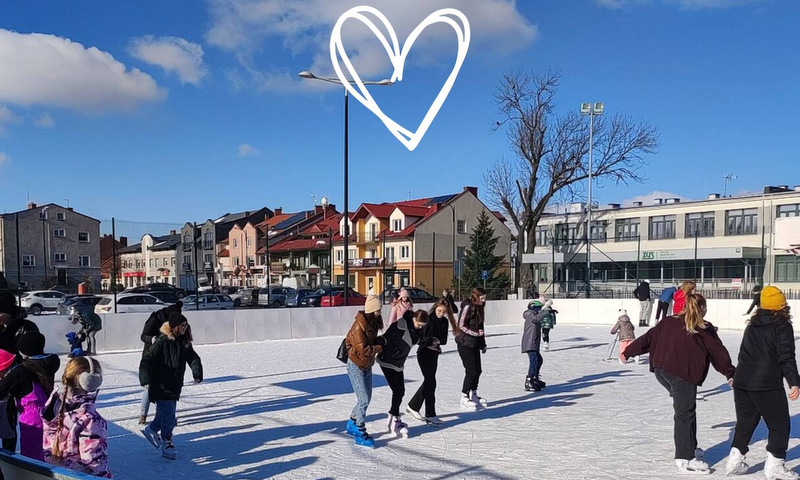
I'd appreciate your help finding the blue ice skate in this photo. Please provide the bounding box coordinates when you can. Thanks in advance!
[345,418,359,436]
[354,429,375,448]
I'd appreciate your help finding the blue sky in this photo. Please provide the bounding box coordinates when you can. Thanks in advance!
[0,0,798,238]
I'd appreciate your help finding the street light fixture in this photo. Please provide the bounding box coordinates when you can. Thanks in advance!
[580,102,604,298]
[298,70,393,305]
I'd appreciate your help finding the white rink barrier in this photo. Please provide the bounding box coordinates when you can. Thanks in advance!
[0,449,100,480]
[31,298,795,355]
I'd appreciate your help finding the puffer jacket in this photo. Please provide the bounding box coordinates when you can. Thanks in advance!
[42,388,111,478]
[521,309,548,353]
[139,322,203,402]
[673,289,688,315]
[611,316,636,341]
[346,312,384,369]
[140,307,170,358]
[734,310,800,391]
[377,313,421,372]
[389,300,413,324]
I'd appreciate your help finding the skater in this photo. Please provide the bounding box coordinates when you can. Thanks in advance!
[521,300,549,392]
[624,294,735,475]
[377,309,428,437]
[344,295,386,448]
[725,286,800,479]
[656,285,677,322]
[42,356,110,478]
[456,287,487,410]
[407,299,458,425]
[70,309,102,355]
[633,279,652,327]
[672,280,696,316]
[610,309,637,365]
[0,333,59,461]
[139,312,203,460]
[388,287,413,324]
[138,301,183,425]
[541,299,557,351]
[744,285,762,315]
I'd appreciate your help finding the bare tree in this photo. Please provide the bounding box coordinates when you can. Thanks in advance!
[485,71,659,286]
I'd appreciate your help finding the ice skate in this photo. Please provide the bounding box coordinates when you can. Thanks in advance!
[542,342,549,352]
[675,458,710,475]
[386,413,396,434]
[406,405,425,422]
[142,424,161,449]
[161,439,176,460]
[619,358,627,365]
[354,427,375,448]
[470,390,488,407]
[533,377,546,389]
[764,452,799,480]
[524,376,535,391]
[724,447,749,476]
[695,448,705,458]
[425,416,443,426]
[394,417,409,437]
[460,393,477,410]
[345,418,359,437]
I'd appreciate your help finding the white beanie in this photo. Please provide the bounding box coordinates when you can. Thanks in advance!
[619,309,628,317]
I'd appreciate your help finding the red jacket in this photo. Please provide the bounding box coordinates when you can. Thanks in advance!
[624,315,735,386]
[673,290,688,315]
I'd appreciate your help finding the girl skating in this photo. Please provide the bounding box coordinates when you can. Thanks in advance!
[457,287,488,410]
[611,309,638,365]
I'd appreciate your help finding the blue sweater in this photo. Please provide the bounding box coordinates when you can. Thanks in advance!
[659,287,677,303]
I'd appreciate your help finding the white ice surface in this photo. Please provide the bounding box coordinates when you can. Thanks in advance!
[86,324,800,479]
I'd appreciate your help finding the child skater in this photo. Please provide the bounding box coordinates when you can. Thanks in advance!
[388,287,414,324]
[140,312,203,460]
[726,286,800,480]
[42,356,111,478]
[540,298,557,351]
[611,309,639,365]
[377,309,428,437]
[522,300,550,391]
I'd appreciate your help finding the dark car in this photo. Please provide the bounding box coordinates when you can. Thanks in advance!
[146,290,181,305]
[285,288,315,307]
[379,287,437,304]
[238,287,262,308]
[300,286,363,307]
[128,283,186,299]
[57,295,103,315]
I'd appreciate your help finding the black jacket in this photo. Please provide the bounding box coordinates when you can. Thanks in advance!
[734,311,800,391]
[140,308,171,357]
[0,354,59,400]
[0,316,39,357]
[418,310,449,353]
[377,314,421,371]
[139,324,203,402]
[633,282,651,301]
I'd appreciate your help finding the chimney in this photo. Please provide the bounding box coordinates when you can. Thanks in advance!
[654,198,663,205]
[795,185,800,192]
[315,205,324,215]
[463,186,478,196]
[275,208,282,216]
[27,202,37,210]
[779,185,789,190]
[170,230,176,235]
[672,198,681,203]
[67,207,73,211]
[708,193,720,200]
[608,203,621,210]
[120,236,128,247]
[633,201,643,207]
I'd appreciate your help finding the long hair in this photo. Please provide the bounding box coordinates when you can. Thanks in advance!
[52,357,101,459]
[750,306,793,325]
[431,299,459,335]
[468,287,486,324]
[679,293,708,334]
[22,360,54,396]
[680,280,696,296]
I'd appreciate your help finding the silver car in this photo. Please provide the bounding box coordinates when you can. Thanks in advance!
[20,290,66,315]
[258,286,295,307]
[182,294,234,310]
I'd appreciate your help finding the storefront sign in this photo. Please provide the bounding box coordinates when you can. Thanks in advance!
[641,250,678,261]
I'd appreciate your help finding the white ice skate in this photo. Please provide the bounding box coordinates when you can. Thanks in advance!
[425,416,443,426]
[542,342,550,352]
[695,448,705,458]
[405,405,425,422]
[675,458,710,475]
[725,447,749,476]
[619,359,627,365]
[470,390,488,408]
[387,414,408,438]
[765,452,799,480]
[460,394,477,410]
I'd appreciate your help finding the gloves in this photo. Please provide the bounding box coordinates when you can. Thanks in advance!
[481,346,487,354]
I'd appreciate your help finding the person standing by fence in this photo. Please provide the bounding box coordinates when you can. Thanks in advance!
[633,280,653,327]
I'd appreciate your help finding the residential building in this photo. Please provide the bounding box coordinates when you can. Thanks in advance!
[100,234,127,291]
[0,203,101,292]
[523,185,800,294]
[118,232,181,288]
[268,212,341,288]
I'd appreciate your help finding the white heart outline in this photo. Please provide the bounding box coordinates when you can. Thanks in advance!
[330,6,471,152]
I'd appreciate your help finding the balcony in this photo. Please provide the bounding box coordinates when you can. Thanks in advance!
[355,232,380,244]
[348,257,384,269]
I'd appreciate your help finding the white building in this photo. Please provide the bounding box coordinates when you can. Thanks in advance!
[119,232,180,288]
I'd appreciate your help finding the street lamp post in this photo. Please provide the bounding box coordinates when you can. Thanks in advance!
[580,102,604,298]
[40,207,49,289]
[298,71,393,305]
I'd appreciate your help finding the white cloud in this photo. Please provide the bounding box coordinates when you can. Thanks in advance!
[238,143,260,156]
[206,0,538,91]
[34,112,54,128]
[0,105,20,136]
[0,152,9,164]
[596,0,768,8]
[129,35,207,85]
[621,190,691,207]
[0,29,165,113]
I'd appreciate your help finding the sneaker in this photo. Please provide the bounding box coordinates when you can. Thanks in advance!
[354,427,375,448]
[470,390,488,407]
[142,425,161,449]
[425,416,443,425]
[725,447,749,476]
[406,405,425,421]
[138,415,147,425]
[765,452,799,480]
[460,394,477,410]
[345,418,359,437]
[161,440,176,460]
[675,458,710,475]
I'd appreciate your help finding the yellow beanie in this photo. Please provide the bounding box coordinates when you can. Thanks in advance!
[760,286,787,311]
[364,295,382,314]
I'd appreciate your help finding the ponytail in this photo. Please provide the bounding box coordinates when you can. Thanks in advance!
[51,389,68,459]
[680,294,708,334]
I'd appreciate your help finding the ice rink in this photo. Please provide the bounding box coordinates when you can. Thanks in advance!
[90,323,800,479]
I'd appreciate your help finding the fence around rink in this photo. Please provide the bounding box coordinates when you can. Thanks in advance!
[0,448,101,480]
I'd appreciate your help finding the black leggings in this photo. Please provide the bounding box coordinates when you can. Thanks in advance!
[380,366,405,417]
[408,348,440,417]
[458,344,482,394]
[543,328,551,343]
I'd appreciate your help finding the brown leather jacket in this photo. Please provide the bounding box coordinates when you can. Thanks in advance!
[346,311,384,369]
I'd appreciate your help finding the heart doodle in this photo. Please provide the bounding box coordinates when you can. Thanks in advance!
[330,6,471,152]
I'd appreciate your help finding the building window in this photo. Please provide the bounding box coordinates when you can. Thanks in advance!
[234,257,240,266]
[777,204,800,218]
[336,250,343,262]
[78,232,90,242]
[686,212,715,238]
[457,247,466,260]
[348,248,356,259]
[204,254,212,263]
[54,253,66,262]
[172,258,176,266]
[79,256,91,267]
[615,218,640,242]
[385,247,395,261]
[457,220,467,234]
[39,211,47,220]
[246,237,252,248]
[649,215,676,240]
[150,259,154,267]
[56,212,65,221]
[555,223,579,245]
[590,221,607,242]
[726,208,758,236]
[233,238,238,248]
[53,229,65,238]
[400,246,410,259]
[392,219,403,232]
[22,255,35,267]
[183,255,191,267]
[535,226,549,246]
[775,255,800,282]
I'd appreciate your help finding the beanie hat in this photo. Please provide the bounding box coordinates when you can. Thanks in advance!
[365,295,382,314]
[398,288,410,300]
[0,292,21,317]
[760,286,787,311]
[17,332,45,357]
[0,349,15,372]
[619,309,628,317]
[168,312,188,328]
[167,301,183,314]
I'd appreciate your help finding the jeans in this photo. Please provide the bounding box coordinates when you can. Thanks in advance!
[639,300,653,326]
[380,366,405,417]
[656,301,670,322]
[732,388,790,458]
[408,349,439,417]
[527,351,543,378]
[654,368,698,460]
[347,360,373,426]
[458,344,482,394]
[150,400,177,441]
[140,387,150,417]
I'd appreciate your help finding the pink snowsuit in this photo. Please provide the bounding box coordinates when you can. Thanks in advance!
[17,382,47,460]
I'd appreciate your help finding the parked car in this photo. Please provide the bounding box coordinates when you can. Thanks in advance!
[258,286,296,307]
[285,288,315,307]
[321,289,367,307]
[57,295,103,315]
[379,287,437,304]
[20,290,66,315]
[95,293,167,314]
[226,287,248,307]
[146,290,180,305]
[300,286,363,307]
[181,294,234,310]
[127,283,186,299]
[238,287,262,308]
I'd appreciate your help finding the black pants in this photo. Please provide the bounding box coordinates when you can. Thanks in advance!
[732,388,790,458]
[380,366,405,417]
[408,349,440,417]
[654,368,698,460]
[458,344,482,394]
[656,301,670,321]
[542,328,550,344]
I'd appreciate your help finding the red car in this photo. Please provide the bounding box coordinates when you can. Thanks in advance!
[320,290,367,307]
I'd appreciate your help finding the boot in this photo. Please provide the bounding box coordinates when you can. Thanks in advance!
[533,377,546,389]
[765,452,799,480]
[524,376,534,391]
[725,447,749,476]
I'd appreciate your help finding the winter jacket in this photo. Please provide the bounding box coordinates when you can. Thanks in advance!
[346,312,384,370]
[624,315,735,386]
[659,287,677,304]
[0,354,59,400]
[139,323,203,402]
[389,300,413,324]
[457,300,486,350]
[377,313,421,372]
[745,292,761,315]
[418,309,449,353]
[541,310,556,330]
[611,316,636,341]
[80,312,102,333]
[521,309,548,353]
[633,282,651,301]
[733,311,800,391]
[42,388,111,478]
[673,290,688,315]
[140,307,170,358]
[0,315,39,357]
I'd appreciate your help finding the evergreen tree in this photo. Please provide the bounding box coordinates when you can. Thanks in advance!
[454,210,510,299]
